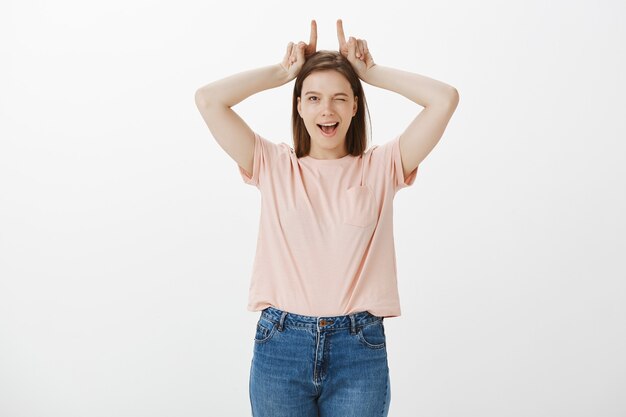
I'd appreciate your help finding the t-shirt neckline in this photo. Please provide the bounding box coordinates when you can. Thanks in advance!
[300,153,356,164]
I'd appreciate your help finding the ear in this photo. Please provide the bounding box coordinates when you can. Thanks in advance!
[297,96,302,117]
[353,96,358,117]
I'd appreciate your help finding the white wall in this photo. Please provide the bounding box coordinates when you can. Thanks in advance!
[1,0,624,416]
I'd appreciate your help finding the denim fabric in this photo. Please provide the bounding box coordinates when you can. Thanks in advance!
[249,306,391,417]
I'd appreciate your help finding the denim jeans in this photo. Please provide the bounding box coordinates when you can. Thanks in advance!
[249,306,391,417]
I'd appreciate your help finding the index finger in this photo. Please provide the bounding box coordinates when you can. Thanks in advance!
[309,20,317,49]
[336,19,346,46]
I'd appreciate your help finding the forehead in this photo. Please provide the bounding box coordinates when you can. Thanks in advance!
[302,70,352,94]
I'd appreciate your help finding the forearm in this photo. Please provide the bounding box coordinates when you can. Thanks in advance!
[362,65,458,108]
[195,63,290,108]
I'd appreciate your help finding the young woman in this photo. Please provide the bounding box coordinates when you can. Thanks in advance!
[195,19,458,417]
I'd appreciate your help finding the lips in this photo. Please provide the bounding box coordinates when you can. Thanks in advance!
[317,122,339,136]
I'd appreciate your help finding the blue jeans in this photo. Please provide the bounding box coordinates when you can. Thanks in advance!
[249,306,391,417]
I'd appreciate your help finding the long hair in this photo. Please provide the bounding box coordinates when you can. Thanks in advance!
[292,50,371,158]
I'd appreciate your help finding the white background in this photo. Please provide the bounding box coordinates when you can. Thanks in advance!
[1,0,625,416]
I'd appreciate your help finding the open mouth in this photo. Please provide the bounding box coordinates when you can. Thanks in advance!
[317,122,339,136]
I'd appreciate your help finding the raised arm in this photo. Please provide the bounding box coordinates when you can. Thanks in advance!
[194,65,289,176]
[337,19,459,179]
[194,20,317,176]
[361,65,459,179]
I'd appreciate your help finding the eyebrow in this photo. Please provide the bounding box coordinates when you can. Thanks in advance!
[304,91,349,97]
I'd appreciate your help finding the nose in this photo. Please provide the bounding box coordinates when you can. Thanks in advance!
[321,100,335,116]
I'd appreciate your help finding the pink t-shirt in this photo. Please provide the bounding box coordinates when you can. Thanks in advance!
[238,132,418,318]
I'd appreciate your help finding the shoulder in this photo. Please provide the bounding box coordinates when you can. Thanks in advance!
[255,133,293,157]
[364,136,399,161]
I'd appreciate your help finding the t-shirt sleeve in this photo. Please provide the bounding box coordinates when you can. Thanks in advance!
[372,135,418,194]
[237,132,281,189]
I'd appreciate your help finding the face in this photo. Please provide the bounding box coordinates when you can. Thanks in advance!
[297,70,358,157]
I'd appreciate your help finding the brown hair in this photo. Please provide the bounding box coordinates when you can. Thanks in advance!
[292,50,371,158]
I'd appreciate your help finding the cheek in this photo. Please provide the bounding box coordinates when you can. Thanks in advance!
[301,109,316,124]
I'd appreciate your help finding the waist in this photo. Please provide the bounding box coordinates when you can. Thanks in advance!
[260,305,382,332]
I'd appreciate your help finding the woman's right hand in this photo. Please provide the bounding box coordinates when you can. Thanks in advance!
[280,20,317,81]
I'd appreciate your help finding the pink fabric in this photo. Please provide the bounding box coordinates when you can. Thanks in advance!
[238,132,418,318]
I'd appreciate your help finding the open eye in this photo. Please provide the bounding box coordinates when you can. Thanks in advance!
[308,96,318,101]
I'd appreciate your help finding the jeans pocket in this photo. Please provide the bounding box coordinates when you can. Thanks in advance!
[356,319,386,349]
[254,317,278,344]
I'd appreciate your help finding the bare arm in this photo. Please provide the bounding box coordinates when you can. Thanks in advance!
[195,63,290,109]
[337,19,459,179]
[361,65,459,178]
[194,20,317,176]
[194,64,291,176]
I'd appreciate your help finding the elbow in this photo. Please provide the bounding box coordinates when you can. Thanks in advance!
[195,87,229,109]
[447,87,459,106]
[441,87,459,110]
[195,88,209,108]
[429,86,459,109]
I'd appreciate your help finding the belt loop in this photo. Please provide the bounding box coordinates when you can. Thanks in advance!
[278,311,288,332]
[349,314,356,335]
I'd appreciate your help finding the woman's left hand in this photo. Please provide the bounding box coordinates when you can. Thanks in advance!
[336,19,376,80]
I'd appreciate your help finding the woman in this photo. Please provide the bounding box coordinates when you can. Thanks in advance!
[195,19,458,417]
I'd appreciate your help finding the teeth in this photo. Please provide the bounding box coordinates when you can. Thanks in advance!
[320,123,338,126]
